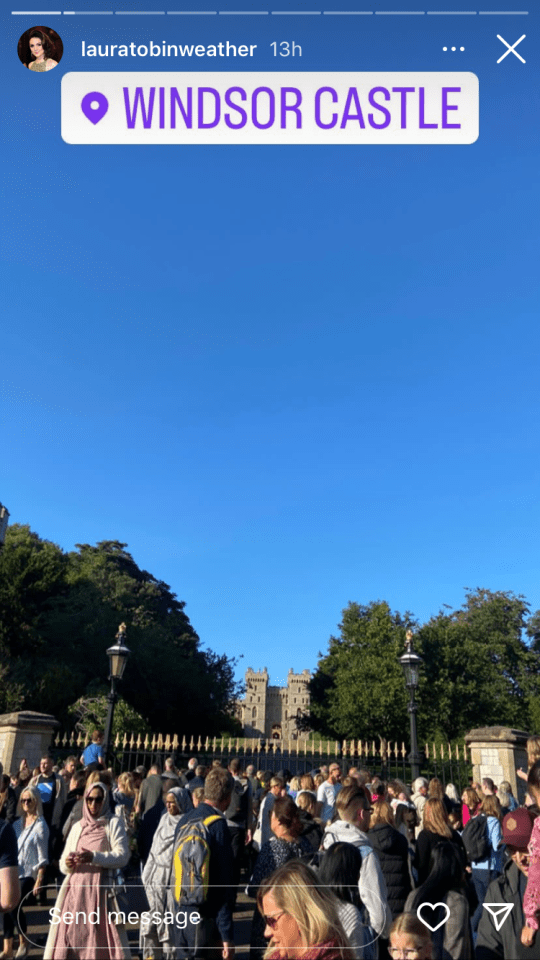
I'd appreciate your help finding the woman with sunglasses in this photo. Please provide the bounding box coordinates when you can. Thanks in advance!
[1,786,48,959]
[44,782,130,959]
[247,796,312,958]
[257,860,353,959]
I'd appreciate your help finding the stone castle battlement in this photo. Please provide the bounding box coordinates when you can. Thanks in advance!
[237,667,311,740]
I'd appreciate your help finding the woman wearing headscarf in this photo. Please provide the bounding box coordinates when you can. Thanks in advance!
[44,781,130,959]
[140,787,191,960]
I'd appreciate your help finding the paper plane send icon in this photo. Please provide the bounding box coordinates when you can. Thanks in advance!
[483,903,514,931]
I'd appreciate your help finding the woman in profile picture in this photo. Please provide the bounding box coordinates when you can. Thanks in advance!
[28,29,58,70]
[19,27,61,71]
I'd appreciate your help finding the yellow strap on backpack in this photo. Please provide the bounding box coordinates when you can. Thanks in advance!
[173,814,222,903]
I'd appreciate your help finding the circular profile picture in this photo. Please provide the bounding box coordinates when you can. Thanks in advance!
[18,25,63,72]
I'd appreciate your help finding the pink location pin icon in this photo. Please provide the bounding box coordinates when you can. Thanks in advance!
[81,92,108,125]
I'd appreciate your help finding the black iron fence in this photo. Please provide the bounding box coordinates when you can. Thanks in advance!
[51,730,471,792]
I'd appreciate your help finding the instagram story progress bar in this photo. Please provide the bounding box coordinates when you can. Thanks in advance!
[10,9,530,14]
[62,71,479,143]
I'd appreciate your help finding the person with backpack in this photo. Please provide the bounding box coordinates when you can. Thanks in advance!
[414,797,467,886]
[463,794,504,937]
[461,786,482,827]
[171,766,236,959]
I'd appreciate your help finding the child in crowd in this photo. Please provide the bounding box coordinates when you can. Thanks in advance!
[448,810,463,833]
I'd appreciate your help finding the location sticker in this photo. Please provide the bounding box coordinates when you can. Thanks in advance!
[81,91,108,125]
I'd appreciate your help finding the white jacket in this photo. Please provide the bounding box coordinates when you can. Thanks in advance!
[322,820,392,938]
[252,792,276,851]
[44,816,131,960]
[60,815,130,879]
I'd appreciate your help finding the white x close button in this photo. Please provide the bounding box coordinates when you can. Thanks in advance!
[497,34,526,64]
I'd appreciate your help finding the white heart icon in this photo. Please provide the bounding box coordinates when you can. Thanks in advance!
[417,901,451,933]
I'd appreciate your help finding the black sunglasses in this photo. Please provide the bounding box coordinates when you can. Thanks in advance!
[264,912,286,929]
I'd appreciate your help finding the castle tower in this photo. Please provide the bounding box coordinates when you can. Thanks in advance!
[286,669,311,739]
[241,668,269,738]
[237,667,311,739]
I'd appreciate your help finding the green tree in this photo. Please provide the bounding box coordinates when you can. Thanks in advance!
[309,601,415,741]
[523,606,540,732]
[417,588,539,740]
[309,589,540,744]
[67,691,151,739]
[0,526,241,734]
[0,524,68,713]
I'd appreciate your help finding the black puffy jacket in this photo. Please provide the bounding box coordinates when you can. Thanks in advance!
[368,822,412,917]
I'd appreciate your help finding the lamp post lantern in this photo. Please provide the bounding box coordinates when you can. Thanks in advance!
[399,629,424,781]
[103,623,131,764]
[0,504,10,549]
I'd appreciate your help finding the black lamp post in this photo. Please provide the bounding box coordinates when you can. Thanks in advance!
[103,623,131,764]
[0,504,9,550]
[399,629,424,781]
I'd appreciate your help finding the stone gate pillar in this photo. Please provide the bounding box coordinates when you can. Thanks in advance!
[0,711,60,774]
[464,726,530,804]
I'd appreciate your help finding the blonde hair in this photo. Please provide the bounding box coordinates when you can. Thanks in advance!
[527,737,540,768]
[289,776,301,793]
[296,791,317,814]
[423,797,452,839]
[390,913,432,954]
[314,774,324,788]
[445,783,460,803]
[300,775,315,792]
[18,784,44,819]
[87,769,113,788]
[498,782,514,810]
[257,860,353,959]
[370,799,395,829]
[117,772,135,797]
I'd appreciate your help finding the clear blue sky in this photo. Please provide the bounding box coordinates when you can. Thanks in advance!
[3,2,538,692]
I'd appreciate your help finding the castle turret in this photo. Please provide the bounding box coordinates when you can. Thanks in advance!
[238,667,311,739]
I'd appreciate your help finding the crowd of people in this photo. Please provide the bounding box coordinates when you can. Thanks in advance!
[1,734,540,958]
